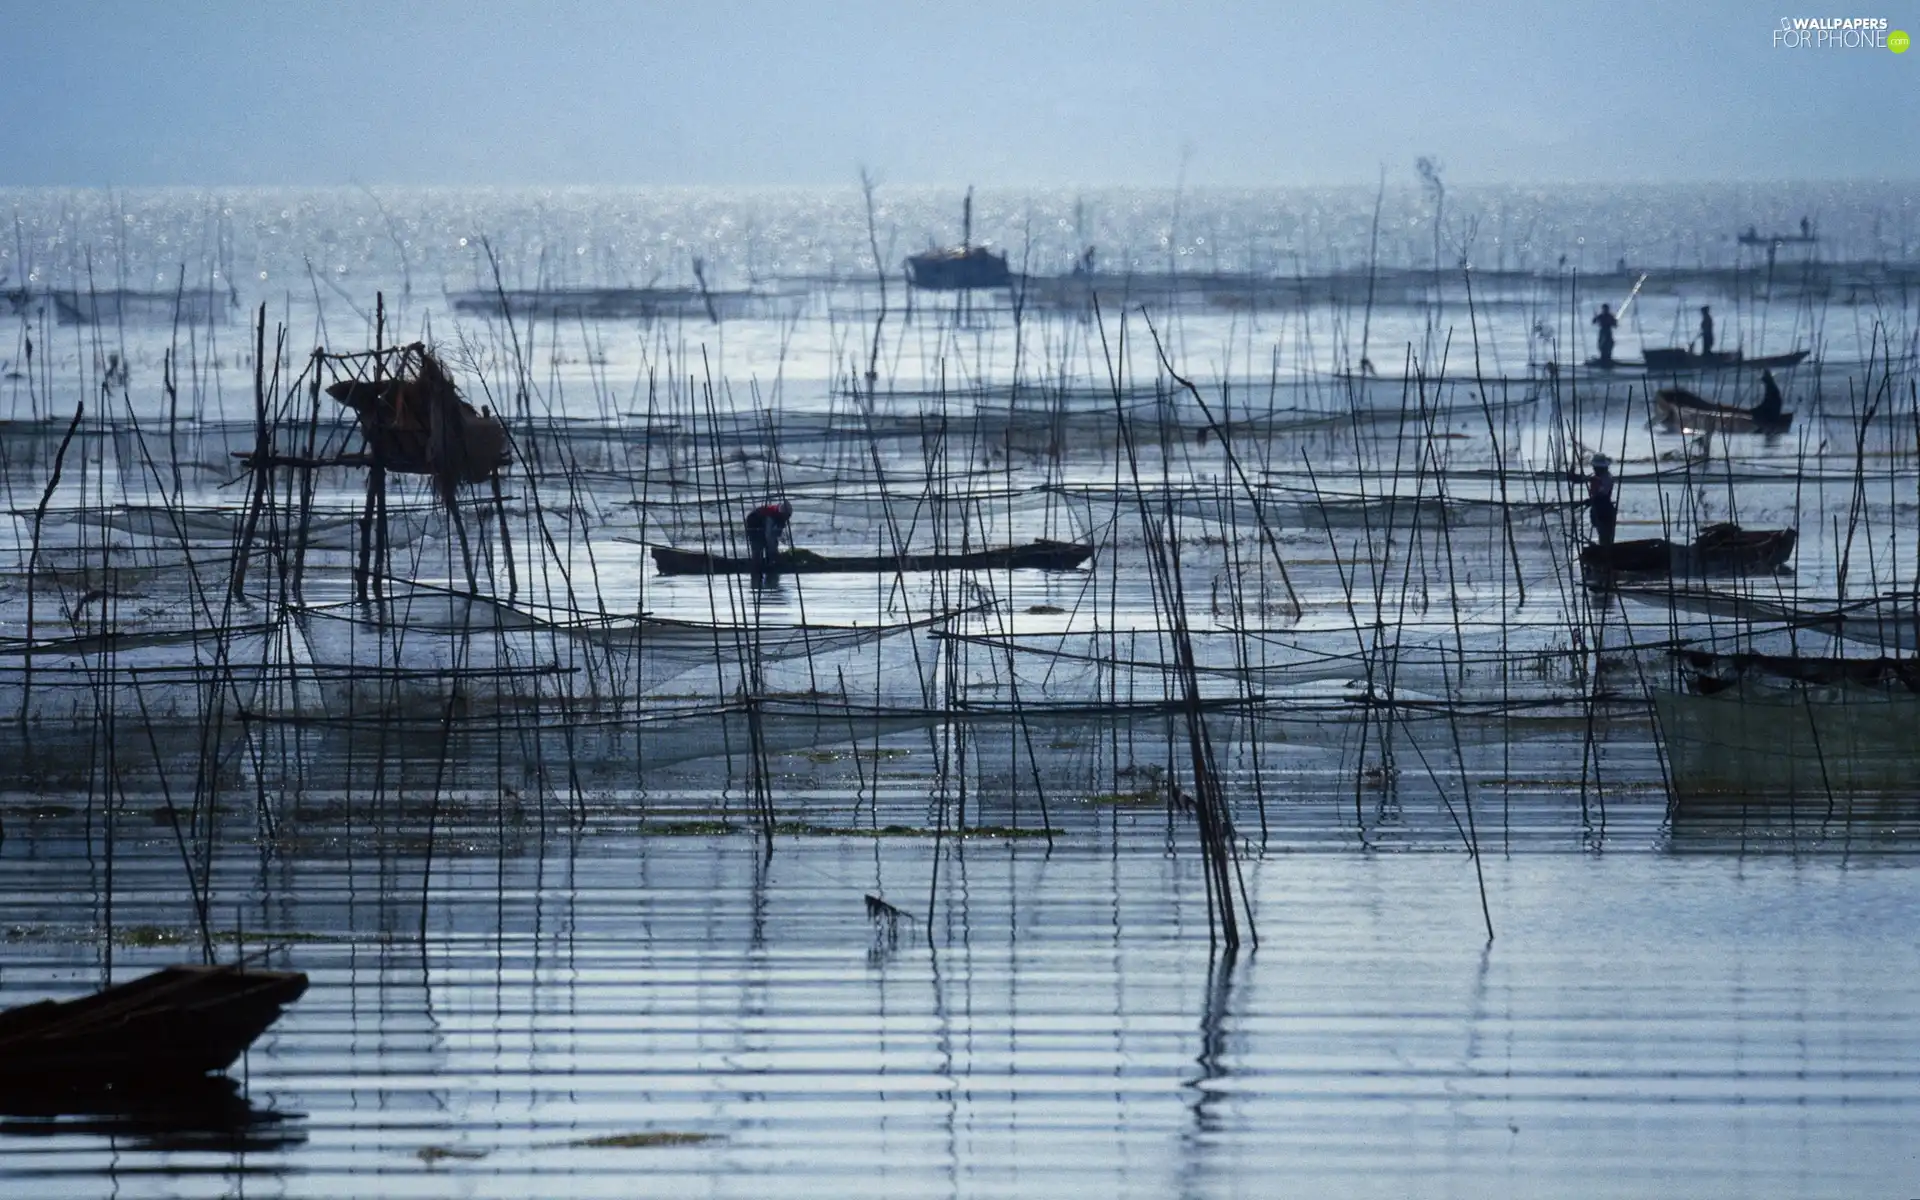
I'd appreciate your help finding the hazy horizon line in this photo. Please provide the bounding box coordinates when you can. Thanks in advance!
[5,175,1918,195]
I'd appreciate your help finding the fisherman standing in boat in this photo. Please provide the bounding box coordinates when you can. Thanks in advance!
[1698,306,1715,356]
[744,499,793,577]
[1754,369,1785,423]
[1592,303,1618,366]
[1587,455,1617,546]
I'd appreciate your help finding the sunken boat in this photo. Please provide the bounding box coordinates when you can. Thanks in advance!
[1581,523,1796,581]
[0,964,308,1097]
[1654,385,1793,435]
[651,540,1094,577]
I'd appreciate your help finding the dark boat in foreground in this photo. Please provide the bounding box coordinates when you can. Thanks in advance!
[0,964,308,1096]
[1582,524,1796,581]
[1675,648,1920,694]
[651,540,1093,577]
[1654,385,1794,435]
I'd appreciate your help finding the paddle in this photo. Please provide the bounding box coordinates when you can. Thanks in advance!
[1615,272,1650,320]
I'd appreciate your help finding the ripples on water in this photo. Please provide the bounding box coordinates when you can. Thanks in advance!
[5,800,1918,1198]
[1,184,1918,1196]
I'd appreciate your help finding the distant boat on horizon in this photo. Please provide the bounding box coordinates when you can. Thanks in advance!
[1738,222,1818,248]
[905,187,1013,291]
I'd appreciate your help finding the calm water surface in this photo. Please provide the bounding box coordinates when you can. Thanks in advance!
[0,182,1916,1197]
[2,782,1917,1198]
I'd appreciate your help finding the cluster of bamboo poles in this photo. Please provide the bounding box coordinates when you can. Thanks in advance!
[3,239,1919,958]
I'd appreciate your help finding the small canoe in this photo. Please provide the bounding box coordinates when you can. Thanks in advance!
[1583,349,1810,373]
[1654,387,1792,435]
[0,964,308,1095]
[651,539,1093,577]
[1582,524,1796,581]
[1641,347,1810,372]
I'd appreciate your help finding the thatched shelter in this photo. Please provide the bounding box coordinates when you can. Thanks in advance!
[326,344,508,507]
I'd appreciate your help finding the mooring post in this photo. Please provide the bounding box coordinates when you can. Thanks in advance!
[231,304,272,599]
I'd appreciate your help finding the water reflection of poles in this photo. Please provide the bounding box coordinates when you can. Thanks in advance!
[1176,948,1240,1198]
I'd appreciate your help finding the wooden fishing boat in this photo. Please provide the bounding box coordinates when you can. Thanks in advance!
[0,964,308,1095]
[1655,680,1920,803]
[904,246,1012,290]
[1654,386,1792,435]
[1640,347,1810,372]
[1582,348,1810,372]
[1581,524,1795,581]
[1674,648,1920,693]
[905,187,1011,291]
[651,539,1093,577]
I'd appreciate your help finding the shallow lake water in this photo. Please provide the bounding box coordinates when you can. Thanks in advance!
[1,184,1918,1196]
[4,799,1917,1198]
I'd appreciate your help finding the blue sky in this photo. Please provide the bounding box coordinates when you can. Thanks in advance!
[4,0,1915,185]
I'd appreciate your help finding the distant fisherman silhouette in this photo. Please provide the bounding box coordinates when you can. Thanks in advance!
[1587,455,1617,546]
[1698,306,1715,356]
[744,500,792,577]
[1754,370,1785,423]
[1591,304,1619,366]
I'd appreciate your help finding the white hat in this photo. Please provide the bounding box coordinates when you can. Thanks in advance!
[1591,454,1612,469]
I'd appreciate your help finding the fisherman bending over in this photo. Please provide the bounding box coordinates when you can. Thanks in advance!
[1587,455,1617,546]
[1698,306,1715,356]
[744,499,793,576]
[1754,369,1785,422]
[1592,304,1619,366]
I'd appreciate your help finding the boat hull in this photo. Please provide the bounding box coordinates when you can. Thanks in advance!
[1581,525,1795,581]
[1654,388,1792,435]
[650,540,1094,577]
[1655,683,1920,803]
[0,965,308,1095]
[905,248,1013,290]
[1641,347,1810,372]
[1582,349,1809,373]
